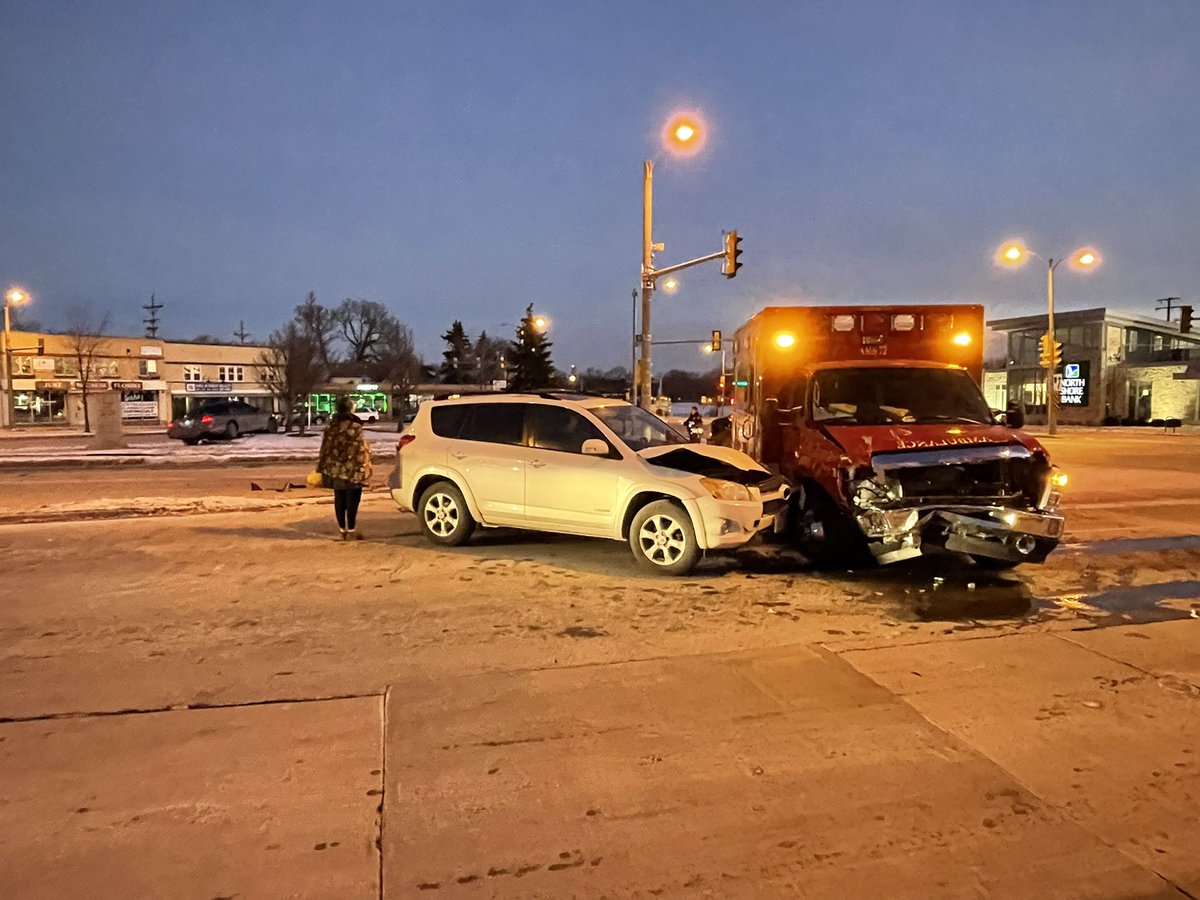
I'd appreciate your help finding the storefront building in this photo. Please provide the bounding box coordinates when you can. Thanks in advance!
[987,308,1200,426]
[160,339,275,421]
[2,330,169,428]
[1,330,275,428]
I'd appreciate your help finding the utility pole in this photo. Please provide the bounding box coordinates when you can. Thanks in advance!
[1155,297,1181,322]
[142,293,164,338]
[234,320,251,344]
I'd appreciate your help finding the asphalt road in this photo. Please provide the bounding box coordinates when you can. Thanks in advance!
[1,430,1198,898]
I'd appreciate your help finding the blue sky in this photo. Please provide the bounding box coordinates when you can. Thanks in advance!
[3,0,1198,371]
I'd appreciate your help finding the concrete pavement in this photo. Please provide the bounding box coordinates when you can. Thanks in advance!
[4,626,1196,898]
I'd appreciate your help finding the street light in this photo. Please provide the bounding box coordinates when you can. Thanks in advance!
[996,240,1101,435]
[638,113,707,410]
[4,287,31,429]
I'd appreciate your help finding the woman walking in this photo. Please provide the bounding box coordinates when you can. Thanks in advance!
[317,397,374,540]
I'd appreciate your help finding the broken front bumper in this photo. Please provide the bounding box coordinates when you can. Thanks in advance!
[854,504,1065,565]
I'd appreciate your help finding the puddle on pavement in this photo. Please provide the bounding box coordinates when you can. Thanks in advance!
[832,557,1200,628]
[1066,534,1200,556]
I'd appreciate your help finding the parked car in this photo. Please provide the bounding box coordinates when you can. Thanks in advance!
[389,393,787,575]
[167,400,278,444]
[354,407,380,424]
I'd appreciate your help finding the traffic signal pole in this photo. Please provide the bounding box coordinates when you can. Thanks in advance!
[1046,258,1058,436]
[637,159,739,411]
[639,161,655,410]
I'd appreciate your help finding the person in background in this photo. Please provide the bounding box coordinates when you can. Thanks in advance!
[317,397,374,540]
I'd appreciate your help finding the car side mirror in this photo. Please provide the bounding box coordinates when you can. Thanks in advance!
[581,438,610,456]
[1002,407,1025,429]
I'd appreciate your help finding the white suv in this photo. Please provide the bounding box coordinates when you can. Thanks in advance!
[389,393,786,575]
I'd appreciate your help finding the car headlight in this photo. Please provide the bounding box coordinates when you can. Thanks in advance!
[699,477,752,502]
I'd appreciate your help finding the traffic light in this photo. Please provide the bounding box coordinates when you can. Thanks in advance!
[722,230,743,279]
[1181,305,1194,334]
[1039,333,1063,369]
[710,329,722,351]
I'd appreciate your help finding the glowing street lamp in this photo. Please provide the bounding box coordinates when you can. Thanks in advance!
[4,287,31,429]
[996,239,1102,435]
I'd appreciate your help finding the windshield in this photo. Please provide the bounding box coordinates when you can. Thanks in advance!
[590,404,687,451]
[811,368,994,426]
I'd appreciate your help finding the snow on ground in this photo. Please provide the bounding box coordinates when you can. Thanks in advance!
[0,491,330,525]
[0,429,401,466]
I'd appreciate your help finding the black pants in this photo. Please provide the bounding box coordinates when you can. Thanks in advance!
[333,487,363,530]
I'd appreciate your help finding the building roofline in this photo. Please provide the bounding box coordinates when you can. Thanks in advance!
[987,307,1187,332]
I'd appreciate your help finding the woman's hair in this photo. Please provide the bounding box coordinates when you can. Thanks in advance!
[333,396,354,421]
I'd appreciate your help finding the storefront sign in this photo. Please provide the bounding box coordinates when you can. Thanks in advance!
[141,345,163,357]
[112,381,144,390]
[185,381,233,395]
[31,357,55,374]
[35,380,70,390]
[1058,361,1090,406]
[121,400,159,419]
[73,380,109,391]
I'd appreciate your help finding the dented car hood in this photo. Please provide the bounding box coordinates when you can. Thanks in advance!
[823,423,1045,466]
[638,444,773,485]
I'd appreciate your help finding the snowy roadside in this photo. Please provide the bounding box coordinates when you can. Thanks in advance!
[0,430,401,469]
[0,491,338,525]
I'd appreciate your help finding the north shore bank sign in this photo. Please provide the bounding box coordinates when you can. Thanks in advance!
[1057,361,1090,406]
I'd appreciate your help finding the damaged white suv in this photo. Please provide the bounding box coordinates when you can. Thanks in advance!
[389,393,786,575]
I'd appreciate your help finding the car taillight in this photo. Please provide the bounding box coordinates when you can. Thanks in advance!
[397,434,415,451]
[201,414,214,425]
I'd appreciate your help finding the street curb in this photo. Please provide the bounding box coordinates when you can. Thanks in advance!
[0,449,394,471]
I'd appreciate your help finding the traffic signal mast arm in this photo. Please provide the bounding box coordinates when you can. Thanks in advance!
[646,228,741,283]
[646,248,727,282]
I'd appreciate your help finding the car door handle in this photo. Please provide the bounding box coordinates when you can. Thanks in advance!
[450,451,467,460]
[529,459,547,468]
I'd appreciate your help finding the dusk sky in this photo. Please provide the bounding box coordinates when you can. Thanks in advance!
[3,0,1199,372]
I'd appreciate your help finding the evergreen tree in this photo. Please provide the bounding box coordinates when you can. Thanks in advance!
[507,304,555,390]
[438,320,473,383]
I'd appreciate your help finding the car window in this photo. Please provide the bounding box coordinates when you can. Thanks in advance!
[458,403,527,445]
[199,403,228,415]
[530,406,609,454]
[590,404,687,451]
[430,405,469,437]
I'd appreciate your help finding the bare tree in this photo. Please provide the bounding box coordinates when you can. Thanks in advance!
[335,299,392,363]
[374,320,423,429]
[295,292,339,369]
[64,307,111,432]
[257,321,325,435]
[474,331,508,385]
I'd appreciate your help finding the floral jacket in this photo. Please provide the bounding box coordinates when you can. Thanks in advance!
[317,417,373,486]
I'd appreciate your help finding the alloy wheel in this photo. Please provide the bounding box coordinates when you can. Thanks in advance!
[637,514,689,566]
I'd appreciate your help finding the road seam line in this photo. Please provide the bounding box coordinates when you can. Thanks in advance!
[0,690,384,725]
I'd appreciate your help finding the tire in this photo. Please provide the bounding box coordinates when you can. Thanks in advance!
[225,421,239,440]
[266,417,279,434]
[417,481,476,547]
[792,485,869,569]
[629,499,702,576]
[183,438,200,446]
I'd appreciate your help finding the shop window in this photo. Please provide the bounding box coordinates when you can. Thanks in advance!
[95,359,119,377]
[139,358,159,378]
[218,365,244,382]
[53,357,80,376]
[183,365,203,381]
[12,356,33,375]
